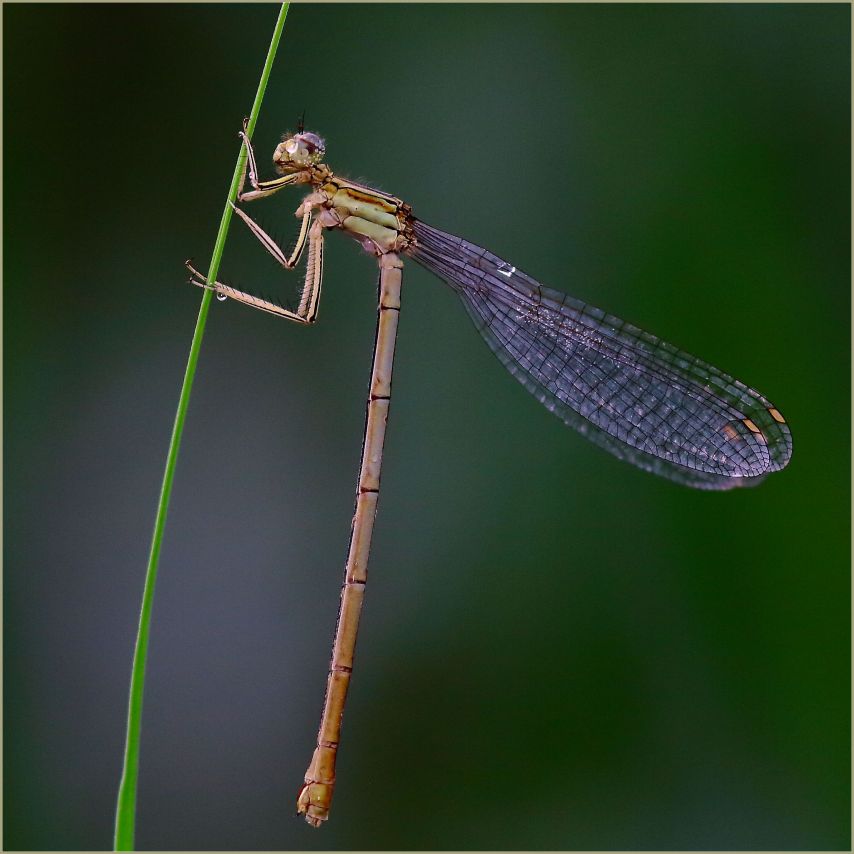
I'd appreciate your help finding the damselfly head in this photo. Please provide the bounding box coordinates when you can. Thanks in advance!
[273,131,326,173]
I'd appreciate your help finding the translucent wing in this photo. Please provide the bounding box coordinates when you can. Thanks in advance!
[409,219,792,490]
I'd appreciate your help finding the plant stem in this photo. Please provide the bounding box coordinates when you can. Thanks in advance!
[113,5,290,849]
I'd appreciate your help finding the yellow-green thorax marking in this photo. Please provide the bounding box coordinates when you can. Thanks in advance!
[318,177,413,255]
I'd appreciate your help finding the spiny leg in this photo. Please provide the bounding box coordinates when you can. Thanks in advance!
[236,118,259,196]
[236,121,304,202]
[185,261,302,321]
[295,219,325,322]
[230,201,311,270]
[238,166,304,203]
[185,219,325,323]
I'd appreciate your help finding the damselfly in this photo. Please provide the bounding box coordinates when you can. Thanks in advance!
[187,121,792,826]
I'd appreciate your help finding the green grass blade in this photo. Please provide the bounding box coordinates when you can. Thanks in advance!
[113,5,290,849]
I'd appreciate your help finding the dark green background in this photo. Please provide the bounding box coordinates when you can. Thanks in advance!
[4,3,850,850]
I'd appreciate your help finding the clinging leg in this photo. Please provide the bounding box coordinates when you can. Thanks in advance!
[296,219,325,323]
[236,120,306,203]
[230,201,312,270]
[185,219,325,324]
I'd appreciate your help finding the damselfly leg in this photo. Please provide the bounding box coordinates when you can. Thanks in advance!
[185,128,326,323]
[185,212,323,323]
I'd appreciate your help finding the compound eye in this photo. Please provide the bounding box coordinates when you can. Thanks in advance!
[297,132,325,162]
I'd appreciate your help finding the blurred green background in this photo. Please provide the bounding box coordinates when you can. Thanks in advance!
[4,3,850,850]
